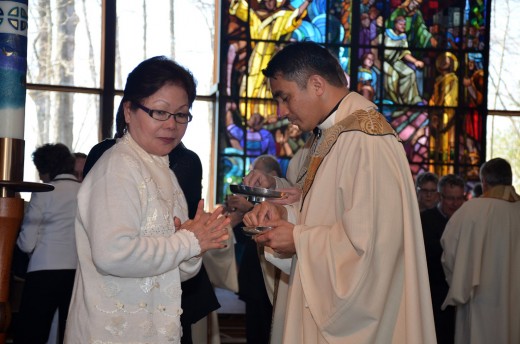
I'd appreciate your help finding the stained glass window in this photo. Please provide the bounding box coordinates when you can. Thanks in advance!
[217,0,490,202]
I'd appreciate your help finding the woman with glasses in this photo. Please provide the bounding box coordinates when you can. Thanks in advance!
[65,56,230,343]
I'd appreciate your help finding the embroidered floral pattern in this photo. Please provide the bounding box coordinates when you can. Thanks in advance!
[137,180,146,201]
[355,109,385,134]
[96,297,181,317]
[105,316,128,336]
[139,319,157,338]
[158,321,181,343]
[353,109,399,137]
[140,176,186,237]
[115,301,125,310]
[163,282,182,301]
[140,276,161,293]
[101,281,121,298]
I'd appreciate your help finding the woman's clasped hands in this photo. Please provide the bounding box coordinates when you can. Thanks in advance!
[175,199,230,255]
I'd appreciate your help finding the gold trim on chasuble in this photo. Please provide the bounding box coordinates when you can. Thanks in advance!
[299,108,401,207]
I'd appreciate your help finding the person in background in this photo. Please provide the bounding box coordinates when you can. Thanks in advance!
[65,56,230,343]
[73,152,87,182]
[15,143,81,344]
[242,148,306,341]
[242,41,436,343]
[441,158,520,344]
[420,174,466,344]
[470,182,483,198]
[226,154,282,344]
[250,154,283,177]
[227,154,283,231]
[416,171,440,212]
[167,141,225,343]
[243,145,308,205]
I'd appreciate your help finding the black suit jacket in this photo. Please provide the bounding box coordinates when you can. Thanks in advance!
[420,207,455,344]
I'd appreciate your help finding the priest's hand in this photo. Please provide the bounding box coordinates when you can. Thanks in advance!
[243,201,287,226]
[225,194,254,228]
[254,219,296,255]
[270,187,302,205]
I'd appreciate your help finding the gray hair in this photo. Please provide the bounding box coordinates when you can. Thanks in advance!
[480,158,513,186]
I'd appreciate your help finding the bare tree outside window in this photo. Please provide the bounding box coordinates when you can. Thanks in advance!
[30,0,52,145]
[25,0,100,187]
[488,0,520,111]
[55,0,79,143]
[488,0,520,189]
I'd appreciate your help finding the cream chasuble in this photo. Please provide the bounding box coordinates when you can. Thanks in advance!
[441,185,520,344]
[270,92,436,344]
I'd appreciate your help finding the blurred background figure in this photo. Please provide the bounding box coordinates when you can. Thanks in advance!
[73,152,87,182]
[15,143,81,344]
[416,172,440,212]
[226,154,283,344]
[441,158,520,344]
[420,174,466,344]
[248,154,282,178]
[470,182,483,198]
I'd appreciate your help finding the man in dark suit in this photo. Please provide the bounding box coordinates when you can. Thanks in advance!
[420,174,466,344]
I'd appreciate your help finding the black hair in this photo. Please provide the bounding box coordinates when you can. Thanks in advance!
[115,56,197,138]
[438,174,465,192]
[262,41,348,89]
[471,183,483,197]
[32,143,75,180]
[415,172,439,188]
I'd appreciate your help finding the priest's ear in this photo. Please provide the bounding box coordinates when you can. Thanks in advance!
[307,74,326,97]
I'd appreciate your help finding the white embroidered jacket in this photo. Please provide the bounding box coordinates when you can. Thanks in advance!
[65,134,201,344]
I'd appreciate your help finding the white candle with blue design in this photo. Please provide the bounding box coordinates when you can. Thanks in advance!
[0,0,28,140]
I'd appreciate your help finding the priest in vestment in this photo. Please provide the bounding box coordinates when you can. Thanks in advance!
[441,158,520,344]
[243,41,436,344]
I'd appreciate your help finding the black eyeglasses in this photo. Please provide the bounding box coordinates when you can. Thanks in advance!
[441,194,466,202]
[134,102,193,124]
[417,187,438,195]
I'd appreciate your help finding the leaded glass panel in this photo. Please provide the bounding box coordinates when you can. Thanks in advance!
[218,0,490,203]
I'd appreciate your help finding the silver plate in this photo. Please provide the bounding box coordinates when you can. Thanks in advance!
[242,226,273,236]
[229,184,283,198]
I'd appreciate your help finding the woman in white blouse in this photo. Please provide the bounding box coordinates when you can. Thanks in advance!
[65,56,230,344]
[15,143,81,344]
